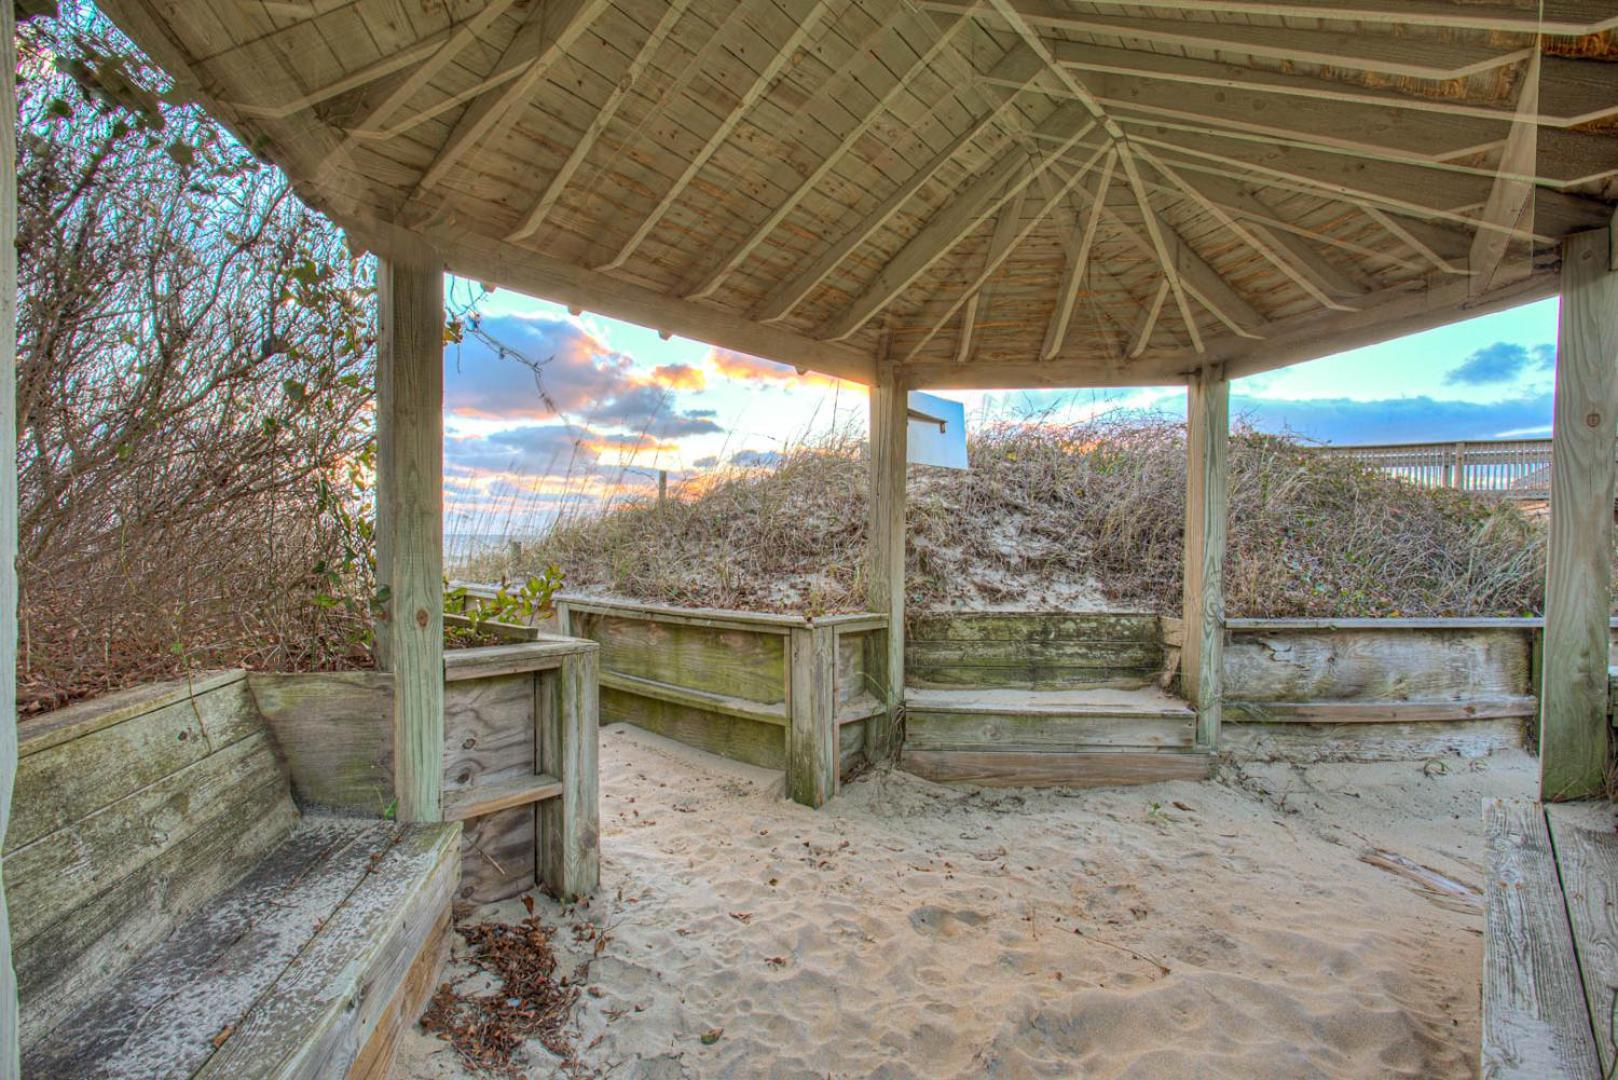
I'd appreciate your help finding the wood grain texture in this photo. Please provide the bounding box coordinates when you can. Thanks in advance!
[1226,696,1538,724]
[602,689,785,771]
[1541,228,1618,801]
[865,372,906,763]
[1481,799,1602,1079]
[1184,367,1229,749]
[581,612,787,704]
[899,749,1212,788]
[377,248,445,823]
[1225,627,1532,702]
[786,625,838,808]
[1224,717,1525,762]
[249,671,394,814]
[1547,805,1618,1076]
[905,709,1196,751]
[538,647,599,899]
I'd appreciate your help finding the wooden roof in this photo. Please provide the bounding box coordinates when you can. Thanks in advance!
[97,0,1618,387]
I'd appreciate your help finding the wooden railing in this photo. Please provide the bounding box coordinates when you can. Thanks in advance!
[1316,439,1567,496]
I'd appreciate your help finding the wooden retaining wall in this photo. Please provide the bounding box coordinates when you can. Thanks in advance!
[906,612,1164,690]
[1221,618,1542,761]
[558,595,889,807]
[250,635,600,906]
[5,672,300,1047]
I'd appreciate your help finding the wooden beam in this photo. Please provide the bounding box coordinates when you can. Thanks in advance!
[900,148,1108,361]
[820,107,1096,341]
[753,52,1038,324]
[376,239,445,824]
[348,217,875,384]
[1360,205,1470,276]
[1128,279,1171,359]
[1471,53,1542,297]
[1042,149,1116,359]
[992,0,1618,35]
[865,362,907,764]
[537,647,599,898]
[958,184,1026,364]
[1184,365,1229,750]
[410,0,611,198]
[786,625,838,808]
[1117,144,1199,350]
[597,2,832,273]
[685,13,975,300]
[0,1,18,1071]
[936,0,1530,80]
[1541,228,1618,802]
[505,0,693,243]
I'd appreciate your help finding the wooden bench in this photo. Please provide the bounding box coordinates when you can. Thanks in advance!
[1482,798,1618,1079]
[6,671,461,1078]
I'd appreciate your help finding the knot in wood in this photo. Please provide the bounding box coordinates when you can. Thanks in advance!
[1586,411,1603,428]
[415,607,430,628]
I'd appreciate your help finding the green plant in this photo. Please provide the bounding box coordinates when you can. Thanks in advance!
[445,566,565,630]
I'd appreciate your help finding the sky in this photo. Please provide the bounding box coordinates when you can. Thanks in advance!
[442,278,1561,543]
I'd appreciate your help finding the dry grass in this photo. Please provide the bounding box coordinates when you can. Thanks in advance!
[468,416,1551,619]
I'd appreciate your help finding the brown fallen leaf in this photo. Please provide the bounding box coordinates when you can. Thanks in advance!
[211,1024,234,1049]
[729,911,753,923]
[1172,801,1195,813]
[765,956,787,968]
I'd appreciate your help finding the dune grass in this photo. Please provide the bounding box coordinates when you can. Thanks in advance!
[462,416,1551,619]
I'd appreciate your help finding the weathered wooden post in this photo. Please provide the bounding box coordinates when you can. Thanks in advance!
[1,5,19,1073]
[376,239,446,824]
[1183,365,1229,751]
[865,365,907,763]
[1540,227,1618,801]
[786,624,838,807]
[538,646,600,898]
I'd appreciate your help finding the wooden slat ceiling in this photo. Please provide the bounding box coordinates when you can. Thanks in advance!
[97,0,1618,387]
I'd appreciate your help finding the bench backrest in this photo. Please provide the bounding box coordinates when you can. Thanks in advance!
[4,670,298,1046]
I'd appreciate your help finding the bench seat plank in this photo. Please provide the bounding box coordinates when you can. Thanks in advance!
[1547,804,1618,1076]
[1483,798,1602,1079]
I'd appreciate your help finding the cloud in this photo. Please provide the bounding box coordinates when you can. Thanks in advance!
[706,348,841,388]
[1444,341,1555,386]
[1231,391,1554,444]
[443,314,726,437]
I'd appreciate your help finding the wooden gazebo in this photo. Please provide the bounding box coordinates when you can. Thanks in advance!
[2,0,1618,1072]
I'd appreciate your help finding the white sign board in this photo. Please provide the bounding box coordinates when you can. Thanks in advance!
[906,390,968,470]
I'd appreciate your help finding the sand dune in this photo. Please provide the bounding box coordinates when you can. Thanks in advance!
[396,726,1540,1078]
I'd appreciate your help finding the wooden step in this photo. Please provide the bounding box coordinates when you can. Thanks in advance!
[904,687,1197,752]
[899,749,1213,789]
[442,773,562,822]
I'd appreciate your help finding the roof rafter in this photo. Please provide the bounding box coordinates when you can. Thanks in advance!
[595,2,835,274]
[956,184,1028,363]
[683,12,978,301]
[1042,149,1116,360]
[927,0,1531,80]
[1470,52,1541,297]
[818,107,1098,341]
[505,0,694,243]
[408,0,612,202]
[996,0,1618,36]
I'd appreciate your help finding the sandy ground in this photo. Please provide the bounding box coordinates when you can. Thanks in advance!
[395,725,1546,1079]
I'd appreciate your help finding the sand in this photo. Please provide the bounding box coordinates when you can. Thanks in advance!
[394,725,1544,1079]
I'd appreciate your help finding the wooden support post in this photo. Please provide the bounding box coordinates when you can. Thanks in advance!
[1541,228,1618,801]
[786,625,837,807]
[866,367,907,763]
[0,4,19,1074]
[538,648,600,898]
[1183,365,1229,750]
[377,245,446,823]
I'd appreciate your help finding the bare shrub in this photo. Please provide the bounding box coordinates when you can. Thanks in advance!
[16,7,377,713]
[480,415,1549,620]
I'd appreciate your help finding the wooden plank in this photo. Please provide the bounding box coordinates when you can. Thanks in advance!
[1482,799,1602,1079]
[16,669,246,757]
[349,907,450,1080]
[4,733,294,949]
[900,749,1212,787]
[443,772,561,822]
[1224,628,1532,701]
[866,370,906,762]
[1227,697,1538,724]
[194,823,461,1078]
[600,670,787,726]
[906,639,1166,667]
[786,625,837,808]
[443,671,537,789]
[1225,718,1526,762]
[559,593,808,631]
[249,671,394,814]
[1542,228,1618,801]
[21,819,393,1079]
[1470,52,1540,296]
[905,710,1196,751]
[457,803,535,906]
[442,639,582,680]
[604,689,785,771]
[538,647,598,899]
[377,245,445,823]
[1184,366,1228,748]
[582,612,786,705]
[909,612,1161,642]
[11,770,296,1049]
[1547,805,1618,1076]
